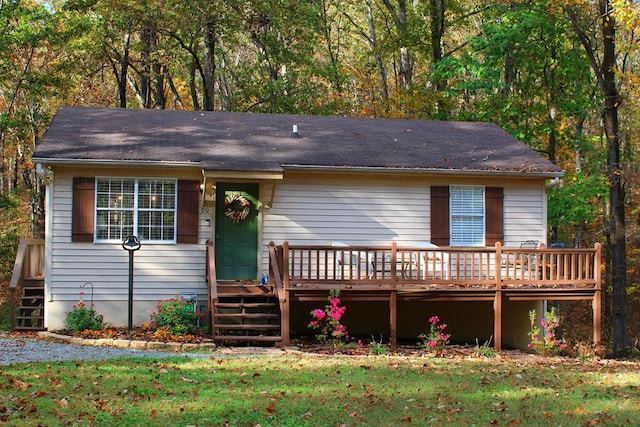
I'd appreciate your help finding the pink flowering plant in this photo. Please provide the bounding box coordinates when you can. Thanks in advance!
[308,289,348,344]
[418,315,451,354]
[528,308,567,356]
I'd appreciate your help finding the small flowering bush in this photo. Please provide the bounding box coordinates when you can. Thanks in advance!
[150,297,202,335]
[308,289,348,344]
[418,315,451,354]
[528,308,567,356]
[65,301,105,333]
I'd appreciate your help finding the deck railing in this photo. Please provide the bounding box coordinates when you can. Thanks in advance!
[9,238,45,330]
[276,241,602,291]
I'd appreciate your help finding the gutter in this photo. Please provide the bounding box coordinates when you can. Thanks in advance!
[31,158,201,169]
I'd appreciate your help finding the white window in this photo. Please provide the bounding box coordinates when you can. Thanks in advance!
[450,186,484,246]
[95,178,177,243]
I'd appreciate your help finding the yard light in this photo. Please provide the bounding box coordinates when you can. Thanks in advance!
[122,235,141,332]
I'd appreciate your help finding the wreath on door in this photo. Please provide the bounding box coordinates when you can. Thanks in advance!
[224,193,251,224]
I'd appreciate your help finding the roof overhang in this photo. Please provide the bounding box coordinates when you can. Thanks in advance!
[202,170,284,180]
[281,164,564,179]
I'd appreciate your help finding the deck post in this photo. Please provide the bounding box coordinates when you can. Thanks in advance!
[593,242,602,346]
[390,290,397,348]
[494,242,503,351]
[272,241,291,346]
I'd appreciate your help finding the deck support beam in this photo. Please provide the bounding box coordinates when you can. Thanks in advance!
[494,290,503,351]
[281,296,290,346]
[593,290,601,347]
[390,290,397,349]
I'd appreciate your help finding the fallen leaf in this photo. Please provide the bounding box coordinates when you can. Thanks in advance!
[58,398,69,408]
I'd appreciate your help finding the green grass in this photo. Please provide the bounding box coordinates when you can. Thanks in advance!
[0,302,10,331]
[1,354,639,426]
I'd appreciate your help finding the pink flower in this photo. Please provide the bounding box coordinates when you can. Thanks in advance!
[312,309,326,320]
[429,316,439,325]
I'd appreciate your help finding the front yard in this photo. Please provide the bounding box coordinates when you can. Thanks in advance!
[1,348,638,426]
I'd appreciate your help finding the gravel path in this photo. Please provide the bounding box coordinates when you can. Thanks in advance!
[0,336,187,365]
[0,333,296,366]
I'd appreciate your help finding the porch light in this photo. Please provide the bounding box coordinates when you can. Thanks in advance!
[122,235,141,332]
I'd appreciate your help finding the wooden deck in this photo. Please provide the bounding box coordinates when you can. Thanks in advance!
[267,241,603,350]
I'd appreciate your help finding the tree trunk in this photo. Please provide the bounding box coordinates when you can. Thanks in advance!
[429,0,444,89]
[202,16,216,111]
[601,1,627,356]
[140,27,152,108]
[366,0,389,101]
[118,32,131,108]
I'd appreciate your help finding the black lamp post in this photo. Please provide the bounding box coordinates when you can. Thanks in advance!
[122,235,141,332]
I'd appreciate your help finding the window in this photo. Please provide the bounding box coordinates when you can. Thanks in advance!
[431,186,503,247]
[450,186,485,246]
[95,178,177,242]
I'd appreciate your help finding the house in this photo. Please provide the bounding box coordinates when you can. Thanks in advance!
[23,106,601,349]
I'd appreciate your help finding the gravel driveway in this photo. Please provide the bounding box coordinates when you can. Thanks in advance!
[0,333,294,366]
[0,335,185,365]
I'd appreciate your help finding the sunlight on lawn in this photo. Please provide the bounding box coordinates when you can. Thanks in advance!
[2,355,639,425]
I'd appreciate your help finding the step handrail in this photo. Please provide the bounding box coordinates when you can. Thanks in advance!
[9,238,45,330]
[269,241,288,344]
[268,242,286,304]
[205,239,218,332]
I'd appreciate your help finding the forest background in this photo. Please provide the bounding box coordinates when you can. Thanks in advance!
[1,0,638,355]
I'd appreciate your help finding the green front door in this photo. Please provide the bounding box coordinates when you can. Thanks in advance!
[215,183,259,280]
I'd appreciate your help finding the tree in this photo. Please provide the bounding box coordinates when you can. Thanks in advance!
[565,1,629,356]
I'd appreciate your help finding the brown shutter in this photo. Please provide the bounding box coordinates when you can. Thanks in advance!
[430,186,450,246]
[177,180,199,244]
[485,187,504,246]
[72,177,95,242]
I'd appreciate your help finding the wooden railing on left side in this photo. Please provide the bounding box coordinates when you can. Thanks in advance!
[269,242,289,344]
[9,238,45,330]
[205,239,217,332]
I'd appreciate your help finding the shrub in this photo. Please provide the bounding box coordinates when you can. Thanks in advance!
[308,289,348,344]
[65,302,104,332]
[528,308,567,356]
[418,315,451,354]
[150,297,202,335]
[368,336,388,355]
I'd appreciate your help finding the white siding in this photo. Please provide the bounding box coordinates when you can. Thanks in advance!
[260,173,549,272]
[44,168,549,329]
[503,181,547,246]
[45,171,209,329]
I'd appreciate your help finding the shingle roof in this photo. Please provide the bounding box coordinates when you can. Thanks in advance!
[33,106,563,177]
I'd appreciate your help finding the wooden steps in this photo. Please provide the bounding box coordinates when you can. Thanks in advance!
[15,279,45,331]
[212,284,282,344]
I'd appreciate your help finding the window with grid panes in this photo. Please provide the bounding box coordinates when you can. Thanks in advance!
[95,178,177,242]
[450,185,485,246]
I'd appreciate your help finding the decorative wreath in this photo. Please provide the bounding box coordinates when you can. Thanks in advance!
[224,193,251,224]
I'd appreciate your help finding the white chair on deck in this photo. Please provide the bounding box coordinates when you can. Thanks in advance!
[332,242,373,279]
[413,242,448,279]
